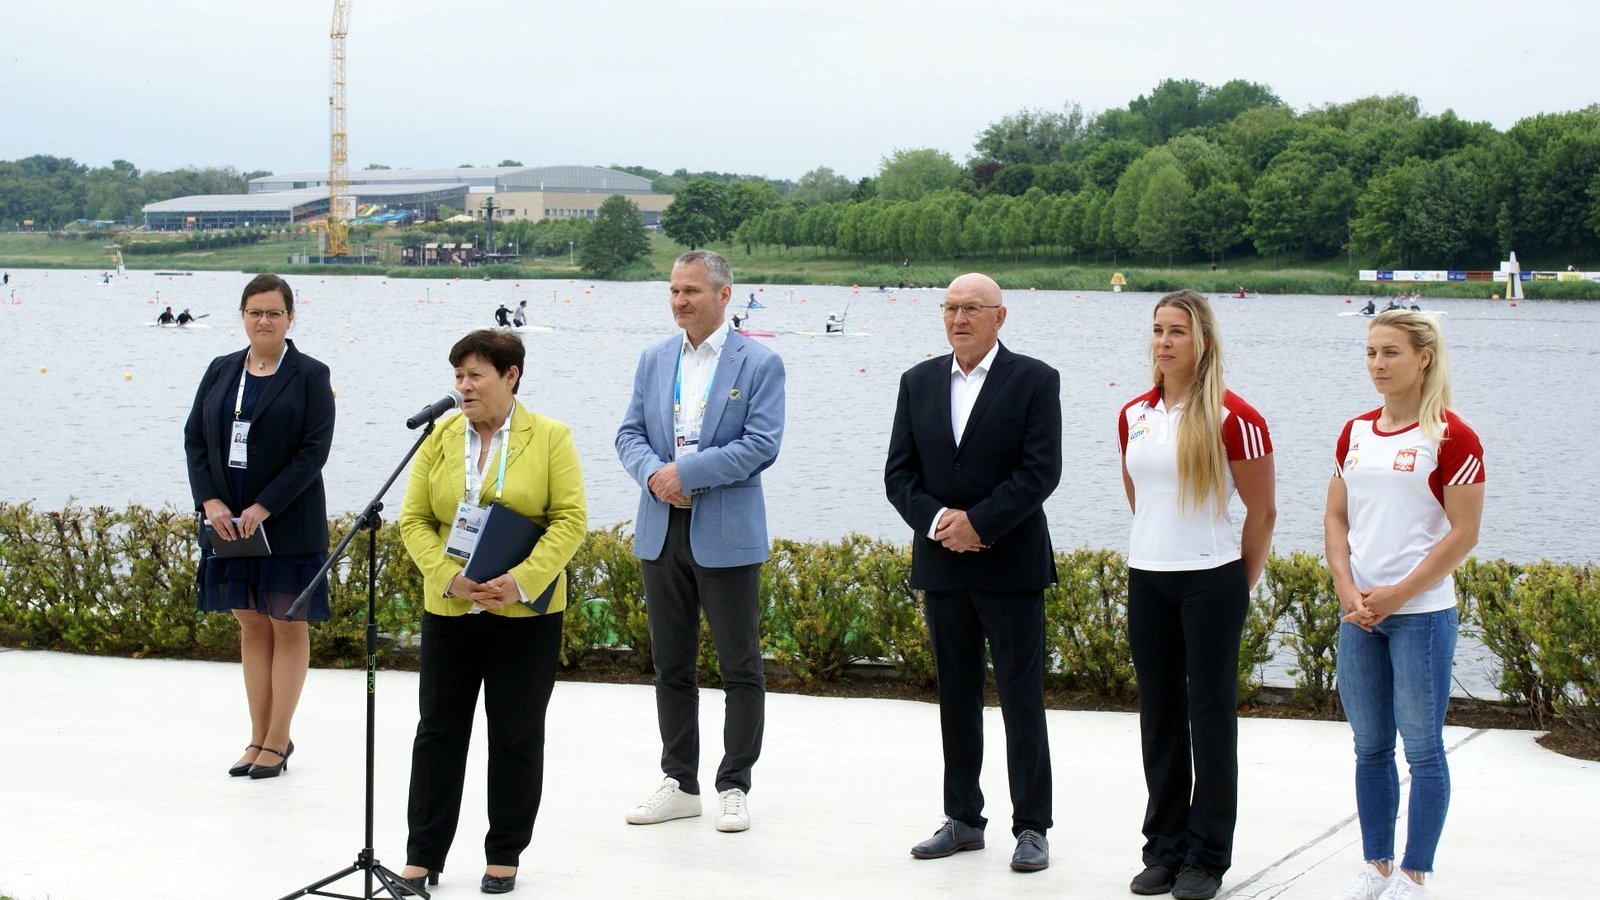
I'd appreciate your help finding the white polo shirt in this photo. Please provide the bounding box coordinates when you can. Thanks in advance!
[1118,387,1272,571]
[1334,408,1485,615]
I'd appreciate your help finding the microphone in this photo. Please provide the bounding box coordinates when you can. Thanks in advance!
[405,391,462,429]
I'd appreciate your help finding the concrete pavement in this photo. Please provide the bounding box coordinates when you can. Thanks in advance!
[1,648,1593,899]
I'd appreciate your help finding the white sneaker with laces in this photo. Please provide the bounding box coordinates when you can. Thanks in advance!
[1376,873,1426,900]
[625,777,702,825]
[1333,863,1391,900]
[715,788,750,832]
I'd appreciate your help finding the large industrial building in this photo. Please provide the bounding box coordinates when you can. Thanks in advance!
[143,165,671,231]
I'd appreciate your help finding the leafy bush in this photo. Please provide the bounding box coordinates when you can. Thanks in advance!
[580,523,652,673]
[1045,547,1135,696]
[1239,576,1295,702]
[763,535,884,683]
[1265,551,1342,712]
[4,503,1597,727]
[1456,557,1548,721]
[1523,563,1600,736]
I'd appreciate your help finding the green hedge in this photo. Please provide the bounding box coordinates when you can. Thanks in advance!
[2,503,1595,725]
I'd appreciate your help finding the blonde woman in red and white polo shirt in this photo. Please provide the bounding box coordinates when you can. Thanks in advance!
[1324,311,1484,900]
[1117,290,1276,900]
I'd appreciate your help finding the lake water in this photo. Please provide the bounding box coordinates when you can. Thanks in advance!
[2,268,1593,694]
[3,267,1591,564]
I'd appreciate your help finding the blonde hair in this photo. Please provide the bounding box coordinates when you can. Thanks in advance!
[1150,290,1229,513]
[1369,310,1454,441]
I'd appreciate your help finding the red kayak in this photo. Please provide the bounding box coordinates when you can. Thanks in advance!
[738,328,776,338]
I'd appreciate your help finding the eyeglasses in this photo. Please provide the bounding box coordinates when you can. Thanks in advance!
[939,302,1001,318]
[243,309,288,321]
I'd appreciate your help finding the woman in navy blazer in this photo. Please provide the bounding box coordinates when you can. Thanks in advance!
[184,274,335,779]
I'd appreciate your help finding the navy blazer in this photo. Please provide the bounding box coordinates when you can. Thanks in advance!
[884,342,1062,592]
[183,339,336,556]
[616,326,786,567]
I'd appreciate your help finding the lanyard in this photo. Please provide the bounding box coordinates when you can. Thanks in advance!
[673,341,719,424]
[464,406,514,504]
[234,344,288,420]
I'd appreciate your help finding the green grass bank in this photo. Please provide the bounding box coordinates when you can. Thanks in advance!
[5,231,1596,299]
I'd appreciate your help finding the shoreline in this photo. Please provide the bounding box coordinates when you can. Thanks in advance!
[4,237,1597,299]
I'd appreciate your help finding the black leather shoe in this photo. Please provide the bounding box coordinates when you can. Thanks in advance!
[1131,864,1177,894]
[910,818,985,859]
[228,744,263,777]
[1171,865,1221,900]
[248,740,295,779]
[481,871,517,894]
[397,871,438,896]
[1010,829,1049,872]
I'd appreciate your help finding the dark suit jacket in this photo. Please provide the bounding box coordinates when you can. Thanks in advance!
[885,341,1062,592]
[183,339,336,555]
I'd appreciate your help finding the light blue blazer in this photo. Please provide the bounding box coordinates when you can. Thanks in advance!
[616,327,785,567]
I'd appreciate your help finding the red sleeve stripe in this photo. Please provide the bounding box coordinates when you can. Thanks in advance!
[1449,456,1483,485]
[1240,421,1267,459]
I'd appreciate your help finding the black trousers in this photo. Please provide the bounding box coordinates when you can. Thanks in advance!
[1127,560,1249,877]
[924,588,1053,837]
[640,506,765,795]
[406,609,562,871]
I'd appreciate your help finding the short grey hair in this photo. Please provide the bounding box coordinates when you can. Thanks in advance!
[674,249,733,290]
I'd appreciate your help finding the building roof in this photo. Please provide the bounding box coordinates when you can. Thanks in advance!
[248,165,655,195]
[143,183,467,213]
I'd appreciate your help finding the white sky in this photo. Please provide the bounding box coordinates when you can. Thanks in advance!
[3,0,1594,182]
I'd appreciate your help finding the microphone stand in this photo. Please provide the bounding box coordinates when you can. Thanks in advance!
[277,417,439,900]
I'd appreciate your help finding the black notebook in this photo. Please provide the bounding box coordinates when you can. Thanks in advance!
[463,502,557,612]
[203,520,272,558]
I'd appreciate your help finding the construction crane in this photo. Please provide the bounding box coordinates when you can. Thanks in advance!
[327,0,353,258]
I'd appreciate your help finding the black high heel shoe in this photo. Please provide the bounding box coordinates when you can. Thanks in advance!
[398,870,439,896]
[228,744,264,777]
[247,740,294,779]
[481,870,516,894]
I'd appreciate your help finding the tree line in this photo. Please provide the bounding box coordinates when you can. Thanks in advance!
[0,157,270,227]
[658,81,1600,268]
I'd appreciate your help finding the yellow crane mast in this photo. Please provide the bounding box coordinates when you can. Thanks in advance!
[327,0,352,258]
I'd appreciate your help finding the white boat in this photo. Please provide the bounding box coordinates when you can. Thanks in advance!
[146,322,212,329]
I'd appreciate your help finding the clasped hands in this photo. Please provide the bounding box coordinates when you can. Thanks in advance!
[648,462,691,506]
[203,498,269,541]
[448,572,522,610]
[935,509,984,553]
[1339,584,1406,631]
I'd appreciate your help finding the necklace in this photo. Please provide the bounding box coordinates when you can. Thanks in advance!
[254,357,267,371]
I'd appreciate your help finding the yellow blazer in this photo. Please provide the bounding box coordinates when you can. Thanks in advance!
[399,401,587,617]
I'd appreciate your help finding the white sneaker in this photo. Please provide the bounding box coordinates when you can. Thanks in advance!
[715,788,750,832]
[1334,863,1392,900]
[1376,873,1426,900]
[625,777,702,825]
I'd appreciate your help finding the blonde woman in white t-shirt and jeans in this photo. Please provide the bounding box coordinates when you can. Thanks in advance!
[1324,310,1485,900]
[1117,290,1277,900]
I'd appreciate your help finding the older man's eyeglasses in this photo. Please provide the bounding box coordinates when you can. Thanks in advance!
[244,309,288,321]
[939,302,1001,318]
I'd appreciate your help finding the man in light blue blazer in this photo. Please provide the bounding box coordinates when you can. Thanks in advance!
[616,249,785,834]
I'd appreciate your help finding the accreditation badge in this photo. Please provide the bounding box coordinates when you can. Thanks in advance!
[445,501,487,561]
[228,420,251,469]
[673,422,700,459]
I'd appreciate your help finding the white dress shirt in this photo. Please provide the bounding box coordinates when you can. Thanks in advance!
[677,321,729,441]
[928,340,1001,539]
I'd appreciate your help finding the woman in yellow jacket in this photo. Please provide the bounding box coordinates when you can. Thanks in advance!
[395,329,586,896]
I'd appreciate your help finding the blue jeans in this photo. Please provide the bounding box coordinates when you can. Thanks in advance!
[1336,607,1458,873]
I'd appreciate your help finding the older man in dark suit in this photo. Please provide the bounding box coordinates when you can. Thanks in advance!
[885,272,1062,873]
